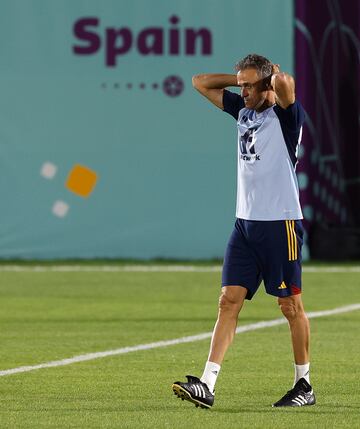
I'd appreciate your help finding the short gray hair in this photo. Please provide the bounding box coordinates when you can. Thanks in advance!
[235,54,272,78]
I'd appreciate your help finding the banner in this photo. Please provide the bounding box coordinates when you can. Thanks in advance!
[0,0,294,259]
[295,0,360,258]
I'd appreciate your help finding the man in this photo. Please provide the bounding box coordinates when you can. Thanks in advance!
[172,54,315,409]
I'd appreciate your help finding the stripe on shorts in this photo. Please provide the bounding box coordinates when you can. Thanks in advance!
[285,220,297,261]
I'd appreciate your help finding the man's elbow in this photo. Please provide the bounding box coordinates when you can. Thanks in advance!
[192,74,201,89]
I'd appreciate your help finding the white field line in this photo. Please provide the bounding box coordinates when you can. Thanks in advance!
[0,303,359,378]
[0,265,221,273]
[0,265,360,272]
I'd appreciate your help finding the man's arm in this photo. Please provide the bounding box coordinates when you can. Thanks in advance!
[270,65,295,109]
[192,74,238,109]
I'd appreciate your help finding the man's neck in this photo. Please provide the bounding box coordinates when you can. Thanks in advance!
[255,92,276,112]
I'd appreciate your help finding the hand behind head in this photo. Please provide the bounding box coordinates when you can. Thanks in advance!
[272,64,280,74]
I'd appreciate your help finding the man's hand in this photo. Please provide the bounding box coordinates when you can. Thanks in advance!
[272,63,280,75]
[269,64,280,91]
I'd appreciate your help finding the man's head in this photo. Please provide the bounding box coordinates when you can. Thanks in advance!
[235,54,274,111]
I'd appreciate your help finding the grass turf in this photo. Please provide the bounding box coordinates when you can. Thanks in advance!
[0,266,359,428]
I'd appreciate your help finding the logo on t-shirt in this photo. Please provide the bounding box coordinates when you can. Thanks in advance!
[239,128,260,161]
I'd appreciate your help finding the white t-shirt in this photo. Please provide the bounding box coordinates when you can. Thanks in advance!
[223,90,304,221]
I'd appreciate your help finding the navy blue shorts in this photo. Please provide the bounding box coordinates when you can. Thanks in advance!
[222,219,304,300]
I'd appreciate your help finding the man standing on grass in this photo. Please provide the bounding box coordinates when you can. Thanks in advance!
[172,54,315,409]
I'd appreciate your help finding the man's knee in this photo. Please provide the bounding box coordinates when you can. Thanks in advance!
[218,287,246,315]
[278,296,304,321]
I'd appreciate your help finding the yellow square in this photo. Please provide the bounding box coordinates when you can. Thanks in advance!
[65,164,98,198]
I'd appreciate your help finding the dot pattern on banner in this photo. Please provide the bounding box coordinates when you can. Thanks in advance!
[297,172,308,190]
[52,200,69,218]
[40,161,98,218]
[100,76,185,97]
[303,205,313,221]
[162,75,184,97]
[41,162,57,180]
[297,144,305,159]
[66,164,98,198]
[305,146,349,224]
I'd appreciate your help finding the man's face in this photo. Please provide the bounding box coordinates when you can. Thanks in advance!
[237,68,267,110]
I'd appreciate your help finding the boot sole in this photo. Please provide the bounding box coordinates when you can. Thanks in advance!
[172,383,212,409]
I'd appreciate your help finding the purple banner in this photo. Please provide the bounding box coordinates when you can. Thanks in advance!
[295,0,360,236]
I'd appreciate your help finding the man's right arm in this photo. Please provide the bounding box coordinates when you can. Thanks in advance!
[192,74,238,110]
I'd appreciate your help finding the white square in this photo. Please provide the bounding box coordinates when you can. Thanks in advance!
[41,162,57,179]
[52,200,69,218]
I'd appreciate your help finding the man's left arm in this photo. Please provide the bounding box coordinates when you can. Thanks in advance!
[270,65,295,109]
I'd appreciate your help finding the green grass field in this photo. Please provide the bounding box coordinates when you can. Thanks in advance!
[0,264,359,428]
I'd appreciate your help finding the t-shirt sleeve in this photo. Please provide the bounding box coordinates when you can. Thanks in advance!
[273,100,306,167]
[222,89,245,120]
[273,100,305,131]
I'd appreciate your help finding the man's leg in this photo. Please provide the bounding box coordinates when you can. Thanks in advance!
[172,219,255,407]
[272,293,315,407]
[278,294,310,366]
[207,285,248,364]
[172,285,248,408]
[198,286,248,392]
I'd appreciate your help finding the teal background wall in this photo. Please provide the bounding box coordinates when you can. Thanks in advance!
[0,0,294,259]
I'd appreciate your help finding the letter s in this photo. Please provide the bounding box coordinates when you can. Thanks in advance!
[73,17,101,55]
